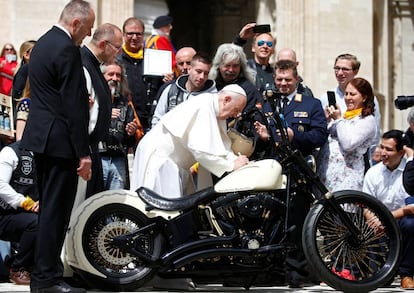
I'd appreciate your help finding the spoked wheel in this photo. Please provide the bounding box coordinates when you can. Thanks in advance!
[303,190,401,293]
[79,203,162,291]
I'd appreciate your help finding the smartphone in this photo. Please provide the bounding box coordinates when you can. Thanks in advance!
[253,24,271,33]
[327,91,337,109]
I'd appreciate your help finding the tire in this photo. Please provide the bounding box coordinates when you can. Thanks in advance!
[77,203,163,291]
[303,190,401,293]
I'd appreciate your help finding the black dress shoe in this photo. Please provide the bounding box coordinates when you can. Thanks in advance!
[287,271,304,288]
[31,281,86,293]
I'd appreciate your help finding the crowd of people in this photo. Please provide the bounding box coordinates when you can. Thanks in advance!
[0,0,414,292]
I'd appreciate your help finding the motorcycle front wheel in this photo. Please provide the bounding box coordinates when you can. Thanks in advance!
[303,190,401,293]
[79,202,163,291]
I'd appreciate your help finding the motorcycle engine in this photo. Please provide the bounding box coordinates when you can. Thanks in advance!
[238,196,264,218]
[213,192,285,248]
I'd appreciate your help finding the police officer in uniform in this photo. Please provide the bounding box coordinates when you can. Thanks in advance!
[255,60,327,157]
[0,141,39,285]
[253,60,327,287]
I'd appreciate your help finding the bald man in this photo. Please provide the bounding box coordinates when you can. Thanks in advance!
[159,47,197,84]
[276,47,314,97]
[175,46,196,75]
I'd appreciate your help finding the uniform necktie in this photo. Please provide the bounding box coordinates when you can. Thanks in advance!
[281,97,289,113]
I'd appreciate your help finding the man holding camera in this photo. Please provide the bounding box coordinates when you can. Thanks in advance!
[363,130,414,289]
[403,107,414,196]
[233,23,275,94]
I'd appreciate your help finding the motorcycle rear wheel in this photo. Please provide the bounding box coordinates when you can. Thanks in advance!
[303,190,401,293]
[79,203,162,291]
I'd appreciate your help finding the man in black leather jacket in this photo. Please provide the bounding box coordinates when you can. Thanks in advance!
[100,60,138,190]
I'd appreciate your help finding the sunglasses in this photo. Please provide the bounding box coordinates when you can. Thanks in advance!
[257,40,273,47]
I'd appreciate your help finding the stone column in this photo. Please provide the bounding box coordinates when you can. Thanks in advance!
[98,0,134,29]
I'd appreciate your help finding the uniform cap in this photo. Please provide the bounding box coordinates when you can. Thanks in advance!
[153,15,173,29]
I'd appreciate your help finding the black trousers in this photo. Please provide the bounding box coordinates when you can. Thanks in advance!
[30,154,78,289]
[85,143,104,199]
[0,211,37,270]
[286,191,311,277]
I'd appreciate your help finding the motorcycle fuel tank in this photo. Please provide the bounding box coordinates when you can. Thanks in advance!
[214,159,284,192]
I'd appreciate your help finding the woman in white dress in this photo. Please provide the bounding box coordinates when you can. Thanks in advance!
[317,77,376,192]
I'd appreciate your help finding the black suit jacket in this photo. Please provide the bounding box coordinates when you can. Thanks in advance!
[80,46,111,145]
[80,46,111,197]
[404,160,414,195]
[21,26,90,159]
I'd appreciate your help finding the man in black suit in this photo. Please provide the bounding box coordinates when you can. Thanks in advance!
[80,23,123,198]
[404,152,414,195]
[403,109,414,196]
[20,1,95,292]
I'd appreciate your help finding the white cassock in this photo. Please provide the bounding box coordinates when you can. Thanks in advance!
[130,92,237,198]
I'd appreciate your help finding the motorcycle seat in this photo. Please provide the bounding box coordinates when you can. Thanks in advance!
[136,186,216,211]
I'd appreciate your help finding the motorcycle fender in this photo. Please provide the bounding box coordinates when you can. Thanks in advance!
[64,189,179,278]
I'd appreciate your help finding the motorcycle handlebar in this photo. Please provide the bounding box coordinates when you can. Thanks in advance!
[229,107,290,146]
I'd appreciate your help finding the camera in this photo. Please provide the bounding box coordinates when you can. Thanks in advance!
[394,95,414,110]
[403,128,414,148]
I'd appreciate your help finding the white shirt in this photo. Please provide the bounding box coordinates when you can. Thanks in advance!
[82,45,104,135]
[276,90,297,113]
[0,146,26,209]
[363,157,411,211]
[83,67,99,135]
[54,24,71,39]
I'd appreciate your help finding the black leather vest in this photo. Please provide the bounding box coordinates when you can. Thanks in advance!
[0,142,38,211]
[9,141,38,201]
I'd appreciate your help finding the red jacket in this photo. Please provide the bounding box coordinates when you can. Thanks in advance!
[0,56,18,95]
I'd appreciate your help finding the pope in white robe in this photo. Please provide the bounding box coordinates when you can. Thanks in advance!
[130,84,250,198]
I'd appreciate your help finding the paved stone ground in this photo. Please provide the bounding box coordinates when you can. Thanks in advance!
[0,280,406,293]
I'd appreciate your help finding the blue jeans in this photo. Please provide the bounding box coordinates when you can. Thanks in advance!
[0,240,10,279]
[101,156,127,190]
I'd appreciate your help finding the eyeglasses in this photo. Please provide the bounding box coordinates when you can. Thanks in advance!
[105,41,122,52]
[125,32,144,37]
[4,48,13,51]
[333,66,353,73]
[257,40,273,47]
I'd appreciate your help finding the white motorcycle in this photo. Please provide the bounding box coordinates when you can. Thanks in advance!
[64,108,401,293]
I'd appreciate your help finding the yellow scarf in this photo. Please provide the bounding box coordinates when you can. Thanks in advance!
[344,108,362,120]
[122,44,143,59]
